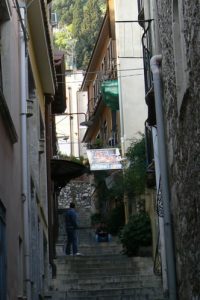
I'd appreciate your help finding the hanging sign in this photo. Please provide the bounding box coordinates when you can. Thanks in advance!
[86,148,122,171]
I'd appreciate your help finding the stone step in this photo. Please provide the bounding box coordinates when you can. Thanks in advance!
[57,261,151,271]
[48,291,166,300]
[77,244,123,256]
[52,275,162,291]
[65,287,165,299]
[55,264,153,276]
[56,248,123,257]
[51,203,166,300]
[56,244,123,256]
[55,255,154,267]
[57,261,150,271]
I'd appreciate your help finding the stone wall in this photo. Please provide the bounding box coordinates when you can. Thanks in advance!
[156,0,200,298]
[57,177,92,242]
[58,177,92,210]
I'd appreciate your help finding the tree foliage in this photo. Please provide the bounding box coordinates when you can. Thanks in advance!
[53,24,74,52]
[52,0,106,69]
[124,134,146,197]
[52,0,76,25]
[79,0,103,68]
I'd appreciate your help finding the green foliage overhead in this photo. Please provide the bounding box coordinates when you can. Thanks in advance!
[119,212,152,256]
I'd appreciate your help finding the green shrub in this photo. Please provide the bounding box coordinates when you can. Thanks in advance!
[119,212,152,256]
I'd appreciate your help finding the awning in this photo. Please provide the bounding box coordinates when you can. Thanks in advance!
[101,80,119,111]
[27,0,56,94]
[51,159,89,191]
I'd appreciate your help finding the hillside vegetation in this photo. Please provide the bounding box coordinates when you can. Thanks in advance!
[52,0,106,69]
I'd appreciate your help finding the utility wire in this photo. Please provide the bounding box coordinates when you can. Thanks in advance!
[56,73,144,84]
[55,67,144,76]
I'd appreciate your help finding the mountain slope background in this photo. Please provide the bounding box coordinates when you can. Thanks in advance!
[52,0,106,69]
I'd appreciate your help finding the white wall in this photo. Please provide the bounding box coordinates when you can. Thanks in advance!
[56,71,86,157]
[114,0,147,153]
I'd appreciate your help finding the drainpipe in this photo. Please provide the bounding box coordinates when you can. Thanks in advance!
[150,55,177,300]
[117,66,129,224]
[19,4,31,299]
[152,127,168,293]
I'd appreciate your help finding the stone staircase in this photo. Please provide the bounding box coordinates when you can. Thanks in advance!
[48,197,167,300]
[49,251,166,300]
[49,233,166,299]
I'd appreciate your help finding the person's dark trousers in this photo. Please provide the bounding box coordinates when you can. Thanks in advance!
[66,228,78,255]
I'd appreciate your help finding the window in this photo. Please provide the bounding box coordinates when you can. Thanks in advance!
[0,4,18,143]
[0,0,11,91]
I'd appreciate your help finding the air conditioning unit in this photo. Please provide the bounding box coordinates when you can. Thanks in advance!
[51,12,58,26]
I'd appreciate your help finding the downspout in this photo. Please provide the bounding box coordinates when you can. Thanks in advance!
[152,127,168,293]
[19,4,31,299]
[150,55,177,300]
[117,67,129,224]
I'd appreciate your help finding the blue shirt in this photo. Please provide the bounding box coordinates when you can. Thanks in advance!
[65,208,78,229]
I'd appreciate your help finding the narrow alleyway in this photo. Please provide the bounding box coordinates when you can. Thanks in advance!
[47,188,167,300]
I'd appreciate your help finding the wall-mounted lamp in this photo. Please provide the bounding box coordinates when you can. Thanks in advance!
[53,112,93,127]
[80,119,93,127]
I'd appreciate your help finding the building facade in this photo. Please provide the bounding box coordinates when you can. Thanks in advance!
[113,0,147,154]
[81,10,120,150]
[0,2,23,299]
[139,0,200,298]
[0,0,65,299]
[155,1,200,299]
[56,70,87,158]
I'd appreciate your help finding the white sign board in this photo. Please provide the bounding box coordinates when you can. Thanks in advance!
[86,148,122,171]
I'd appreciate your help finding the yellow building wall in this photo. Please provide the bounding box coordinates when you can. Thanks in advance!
[27,29,46,120]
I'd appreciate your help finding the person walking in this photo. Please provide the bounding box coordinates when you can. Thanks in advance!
[64,202,81,256]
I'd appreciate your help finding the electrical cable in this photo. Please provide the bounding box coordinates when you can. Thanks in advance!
[54,67,145,76]
[56,73,144,84]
